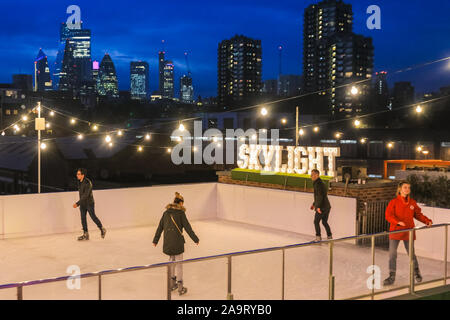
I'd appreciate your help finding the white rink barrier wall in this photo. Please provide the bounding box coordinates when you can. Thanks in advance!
[0,183,217,239]
[0,182,448,261]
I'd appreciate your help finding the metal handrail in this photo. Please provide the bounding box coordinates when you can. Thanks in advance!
[0,223,448,300]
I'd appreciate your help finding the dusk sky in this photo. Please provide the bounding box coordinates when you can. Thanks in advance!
[1,0,450,98]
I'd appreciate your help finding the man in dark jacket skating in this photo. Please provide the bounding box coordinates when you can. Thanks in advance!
[153,192,199,296]
[72,168,106,241]
[310,169,332,242]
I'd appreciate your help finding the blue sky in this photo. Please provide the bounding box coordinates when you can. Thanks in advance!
[1,0,450,97]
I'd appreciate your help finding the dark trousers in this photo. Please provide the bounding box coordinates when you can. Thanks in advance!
[80,204,103,232]
[314,208,332,237]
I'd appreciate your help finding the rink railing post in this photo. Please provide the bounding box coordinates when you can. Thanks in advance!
[328,241,335,300]
[371,235,376,300]
[167,265,172,300]
[227,256,233,300]
[98,275,102,300]
[17,286,23,300]
[281,249,285,300]
[409,230,415,295]
[444,225,448,286]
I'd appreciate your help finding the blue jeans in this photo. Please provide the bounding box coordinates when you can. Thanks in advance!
[388,240,420,274]
[80,204,103,232]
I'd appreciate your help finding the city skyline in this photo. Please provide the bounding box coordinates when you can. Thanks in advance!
[1,0,450,98]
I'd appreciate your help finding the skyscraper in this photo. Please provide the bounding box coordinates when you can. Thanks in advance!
[329,33,373,117]
[372,71,389,111]
[303,0,373,118]
[158,51,165,95]
[180,75,194,103]
[163,61,174,99]
[58,40,78,93]
[34,49,52,92]
[218,35,262,108]
[97,54,119,99]
[303,0,353,95]
[130,61,150,100]
[56,22,93,95]
[92,60,100,93]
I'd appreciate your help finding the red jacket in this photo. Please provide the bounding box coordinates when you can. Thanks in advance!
[385,195,432,241]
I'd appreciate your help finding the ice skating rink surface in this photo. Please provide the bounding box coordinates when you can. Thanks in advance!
[0,219,447,300]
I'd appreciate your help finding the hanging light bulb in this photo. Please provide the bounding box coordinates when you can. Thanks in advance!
[138,146,143,152]
[22,115,28,121]
[70,119,76,125]
[77,134,84,140]
[360,138,367,144]
[417,146,423,152]
[281,118,287,125]
[167,148,172,153]
[314,127,319,133]
[415,105,423,114]
[46,123,51,128]
[117,130,123,136]
[92,125,98,131]
[49,111,55,117]
[387,142,394,149]
[108,142,113,147]
[261,107,268,116]
[105,135,112,143]
[40,143,47,150]
[354,120,361,127]
[179,123,185,131]
[351,86,359,95]
[1,131,5,136]
[335,132,342,139]
[299,129,305,136]
[145,134,151,140]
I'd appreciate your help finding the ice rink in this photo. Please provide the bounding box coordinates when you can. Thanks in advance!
[0,219,448,300]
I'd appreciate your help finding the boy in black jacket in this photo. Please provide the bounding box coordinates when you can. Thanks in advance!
[72,168,106,241]
[310,169,332,241]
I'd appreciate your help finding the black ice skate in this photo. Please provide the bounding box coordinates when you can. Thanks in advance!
[78,232,89,241]
[101,227,107,239]
[415,270,423,283]
[383,272,396,286]
[177,281,187,296]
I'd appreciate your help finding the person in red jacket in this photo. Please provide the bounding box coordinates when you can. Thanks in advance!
[383,181,433,286]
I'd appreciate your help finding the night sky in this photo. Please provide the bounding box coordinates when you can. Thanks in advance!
[1,0,450,98]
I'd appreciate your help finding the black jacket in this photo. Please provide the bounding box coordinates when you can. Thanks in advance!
[153,203,199,256]
[313,178,331,212]
[76,178,95,207]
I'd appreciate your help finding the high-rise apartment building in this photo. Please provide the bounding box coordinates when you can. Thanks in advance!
[218,35,262,108]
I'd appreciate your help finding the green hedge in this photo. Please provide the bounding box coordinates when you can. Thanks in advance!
[231,169,332,189]
[407,174,450,209]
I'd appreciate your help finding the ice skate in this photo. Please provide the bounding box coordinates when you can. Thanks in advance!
[78,232,89,241]
[170,277,178,291]
[383,272,395,286]
[177,281,187,296]
[101,227,107,239]
[415,270,423,283]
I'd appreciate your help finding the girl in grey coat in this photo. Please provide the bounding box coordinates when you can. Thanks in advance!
[153,192,199,295]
